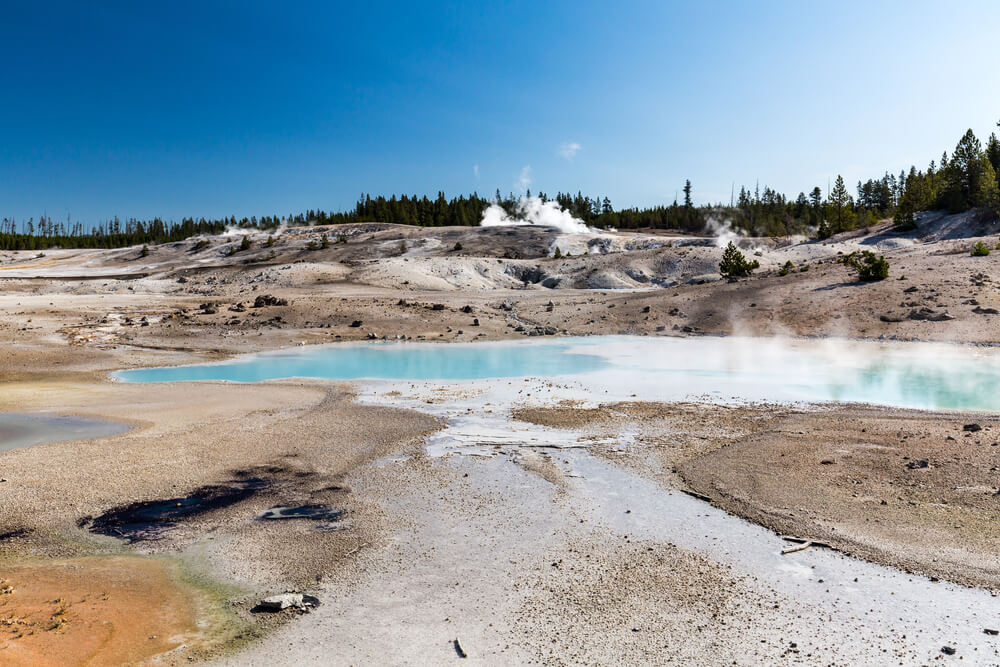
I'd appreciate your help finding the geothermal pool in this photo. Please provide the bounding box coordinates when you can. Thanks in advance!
[114,335,1000,412]
[0,413,129,453]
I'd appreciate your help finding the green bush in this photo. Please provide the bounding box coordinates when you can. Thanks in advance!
[778,260,794,276]
[844,250,889,281]
[321,234,330,249]
[718,241,760,278]
[971,241,991,256]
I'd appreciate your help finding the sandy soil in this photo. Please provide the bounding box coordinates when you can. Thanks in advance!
[4,214,1000,663]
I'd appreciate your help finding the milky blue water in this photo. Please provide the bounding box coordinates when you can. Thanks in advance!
[113,336,1000,412]
[113,339,610,383]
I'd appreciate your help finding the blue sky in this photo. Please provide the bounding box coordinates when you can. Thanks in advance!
[2,1,1000,224]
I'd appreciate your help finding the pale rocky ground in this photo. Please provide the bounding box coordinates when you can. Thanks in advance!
[3,212,1000,664]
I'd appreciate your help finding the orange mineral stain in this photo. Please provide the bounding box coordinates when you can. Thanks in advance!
[0,556,204,666]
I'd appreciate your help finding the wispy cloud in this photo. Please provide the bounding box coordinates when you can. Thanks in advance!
[558,141,581,160]
[473,163,479,179]
[517,165,532,192]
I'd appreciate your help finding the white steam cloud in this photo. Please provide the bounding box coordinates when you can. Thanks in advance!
[558,142,581,160]
[473,164,479,179]
[480,196,592,234]
[704,215,745,248]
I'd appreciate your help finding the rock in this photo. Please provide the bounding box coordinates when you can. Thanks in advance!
[366,332,377,339]
[430,303,445,311]
[985,628,999,636]
[349,320,362,327]
[641,305,650,313]
[253,294,288,308]
[542,326,558,335]
[177,276,188,283]
[255,593,320,612]
[941,646,956,655]
[472,318,479,326]
[973,306,1000,315]
[879,313,905,323]
[903,286,918,293]
[460,305,473,314]
[905,459,929,469]
[820,459,835,465]
[907,307,954,321]
[964,423,982,432]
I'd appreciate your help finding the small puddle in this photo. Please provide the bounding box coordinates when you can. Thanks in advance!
[0,413,128,454]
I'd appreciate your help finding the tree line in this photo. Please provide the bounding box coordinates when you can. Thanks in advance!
[2,121,998,250]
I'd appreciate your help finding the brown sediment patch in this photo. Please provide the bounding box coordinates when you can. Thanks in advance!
[0,556,206,666]
[678,406,1000,590]
[512,406,615,429]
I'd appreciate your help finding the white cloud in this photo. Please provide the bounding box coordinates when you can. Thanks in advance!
[558,141,581,160]
[517,165,532,192]
[473,164,479,179]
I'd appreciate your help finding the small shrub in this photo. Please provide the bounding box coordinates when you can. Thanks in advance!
[306,240,319,251]
[844,250,889,281]
[553,247,562,259]
[893,205,916,232]
[320,234,330,249]
[399,241,407,254]
[266,235,275,247]
[971,241,991,257]
[191,239,209,252]
[239,235,251,251]
[453,242,463,251]
[778,260,794,276]
[719,241,760,278]
[337,234,347,244]
[140,245,149,258]
[799,265,809,272]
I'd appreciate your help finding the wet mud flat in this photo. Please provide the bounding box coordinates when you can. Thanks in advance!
[82,465,347,542]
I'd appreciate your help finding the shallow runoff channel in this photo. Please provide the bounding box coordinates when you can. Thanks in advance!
[117,335,1000,662]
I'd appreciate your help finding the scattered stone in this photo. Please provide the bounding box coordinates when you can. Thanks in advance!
[254,593,320,613]
[907,307,954,321]
[349,320,362,328]
[941,646,956,655]
[963,423,982,432]
[905,459,929,470]
[252,294,288,308]
[879,313,905,323]
[819,459,835,465]
[430,304,445,311]
[460,305,473,314]
[973,306,999,315]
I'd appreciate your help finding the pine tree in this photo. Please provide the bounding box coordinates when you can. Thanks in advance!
[827,175,854,233]
[718,241,759,278]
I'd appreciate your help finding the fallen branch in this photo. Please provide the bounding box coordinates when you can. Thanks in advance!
[780,535,835,554]
[680,489,712,502]
[781,541,813,555]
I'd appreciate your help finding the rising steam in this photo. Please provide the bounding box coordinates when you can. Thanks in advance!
[480,196,593,234]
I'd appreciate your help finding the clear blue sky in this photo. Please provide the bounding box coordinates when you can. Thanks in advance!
[2,0,1000,224]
